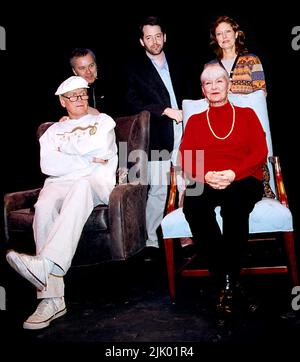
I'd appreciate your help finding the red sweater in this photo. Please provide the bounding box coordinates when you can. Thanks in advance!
[179,102,268,182]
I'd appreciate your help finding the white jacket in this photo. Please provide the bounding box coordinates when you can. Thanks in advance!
[40,113,118,184]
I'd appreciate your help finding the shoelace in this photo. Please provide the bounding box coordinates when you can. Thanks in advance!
[34,298,62,316]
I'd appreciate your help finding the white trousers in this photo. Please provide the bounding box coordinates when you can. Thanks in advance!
[146,160,170,246]
[34,164,116,299]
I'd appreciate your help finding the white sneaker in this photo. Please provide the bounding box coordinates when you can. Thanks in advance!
[23,297,67,330]
[6,251,48,291]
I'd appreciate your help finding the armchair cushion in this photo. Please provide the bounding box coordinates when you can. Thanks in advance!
[182,90,276,198]
[161,198,293,239]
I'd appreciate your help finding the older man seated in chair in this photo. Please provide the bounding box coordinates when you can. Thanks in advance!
[178,63,267,314]
[6,76,118,329]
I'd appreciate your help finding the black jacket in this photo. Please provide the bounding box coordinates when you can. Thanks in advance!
[88,78,106,112]
[124,51,199,159]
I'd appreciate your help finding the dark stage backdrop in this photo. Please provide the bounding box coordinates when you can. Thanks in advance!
[1,4,299,246]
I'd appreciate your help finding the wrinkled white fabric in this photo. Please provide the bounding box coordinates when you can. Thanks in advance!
[34,113,118,299]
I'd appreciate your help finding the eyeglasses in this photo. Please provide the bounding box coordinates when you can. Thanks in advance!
[62,94,89,102]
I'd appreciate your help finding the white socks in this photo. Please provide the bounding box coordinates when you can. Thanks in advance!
[45,258,64,276]
[45,258,54,273]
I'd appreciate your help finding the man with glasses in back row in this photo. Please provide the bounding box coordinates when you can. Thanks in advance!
[6,76,118,330]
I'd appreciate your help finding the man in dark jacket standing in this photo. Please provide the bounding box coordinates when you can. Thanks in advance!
[124,15,199,253]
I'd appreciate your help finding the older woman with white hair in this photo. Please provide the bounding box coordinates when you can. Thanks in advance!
[179,63,267,314]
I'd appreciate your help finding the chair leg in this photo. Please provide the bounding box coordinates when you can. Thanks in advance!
[164,238,176,303]
[283,231,299,285]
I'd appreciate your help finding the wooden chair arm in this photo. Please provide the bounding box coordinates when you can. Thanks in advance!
[166,165,178,215]
[269,156,289,207]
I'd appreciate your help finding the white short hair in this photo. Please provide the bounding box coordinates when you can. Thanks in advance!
[201,63,229,84]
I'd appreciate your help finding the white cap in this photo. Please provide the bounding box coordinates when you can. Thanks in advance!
[55,76,89,95]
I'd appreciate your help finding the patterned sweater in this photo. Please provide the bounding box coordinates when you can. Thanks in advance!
[210,53,267,95]
[231,53,266,94]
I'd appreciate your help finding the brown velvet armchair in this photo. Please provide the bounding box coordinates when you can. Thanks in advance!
[3,110,150,267]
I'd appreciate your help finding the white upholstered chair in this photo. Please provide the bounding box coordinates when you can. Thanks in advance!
[161,90,298,302]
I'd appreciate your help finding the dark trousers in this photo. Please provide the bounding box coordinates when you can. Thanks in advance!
[183,177,264,279]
